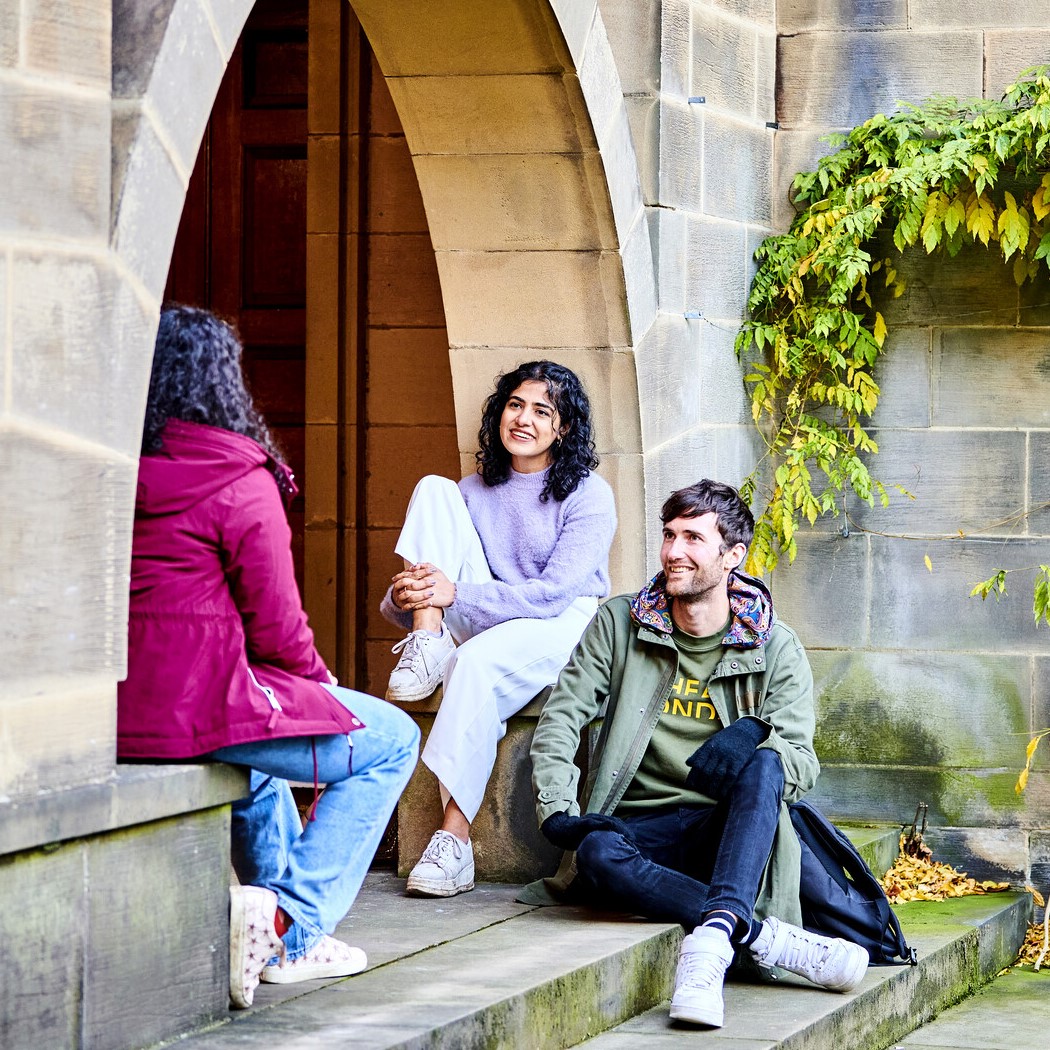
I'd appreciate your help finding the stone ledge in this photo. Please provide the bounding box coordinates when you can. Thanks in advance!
[0,762,248,856]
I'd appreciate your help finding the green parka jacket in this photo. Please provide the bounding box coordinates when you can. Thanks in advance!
[524,571,818,927]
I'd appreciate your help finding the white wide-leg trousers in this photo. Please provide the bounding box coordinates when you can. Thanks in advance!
[394,475,598,823]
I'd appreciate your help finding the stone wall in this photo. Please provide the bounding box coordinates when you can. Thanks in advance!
[771,3,1050,885]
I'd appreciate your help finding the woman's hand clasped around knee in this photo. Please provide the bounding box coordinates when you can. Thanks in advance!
[390,563,456,612]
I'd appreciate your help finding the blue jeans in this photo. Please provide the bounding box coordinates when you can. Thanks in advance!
[210,686,420,960]
[574,748,784,934]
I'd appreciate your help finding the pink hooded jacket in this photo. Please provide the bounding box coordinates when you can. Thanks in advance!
[117,420,361,759]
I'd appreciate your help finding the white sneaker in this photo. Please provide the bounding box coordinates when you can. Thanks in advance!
[386,624,456,702]
[229,886,286,1009]
[669,926,734,1027]
[750,916,868,992]
[261,934,366,983]
[406,830,475,897]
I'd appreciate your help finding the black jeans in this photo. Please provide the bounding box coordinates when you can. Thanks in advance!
[573,748,785,932]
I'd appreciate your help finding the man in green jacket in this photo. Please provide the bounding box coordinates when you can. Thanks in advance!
[529,479,868,1029]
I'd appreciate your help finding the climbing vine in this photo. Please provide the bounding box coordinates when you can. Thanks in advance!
[735,66,1050,632]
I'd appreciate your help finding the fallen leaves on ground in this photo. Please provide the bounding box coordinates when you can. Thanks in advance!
[880,835,1010,903]
[1015,921,1049,970]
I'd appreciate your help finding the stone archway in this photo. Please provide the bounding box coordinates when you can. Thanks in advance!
[110,0,654,594]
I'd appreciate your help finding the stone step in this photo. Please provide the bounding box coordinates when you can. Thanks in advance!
[169,874,1029,1050]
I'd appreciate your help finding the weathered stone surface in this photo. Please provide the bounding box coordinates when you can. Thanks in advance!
[0,428,137,682]
[810,650,1029,768]
[658,97,702,212]
[707,0,775,24]
[112,0,177,97]
[635,312,700,449]
[437,249,631,350]
[0,6,18,68]
[985,31,1050,99]
[871,328,932,428]
[877,242,1019,328]
[307,134,346,237]
[620,212,659,342]
[365,424,459,528]
[703,112,774,225]
[922,826,1029,885]
[771,126,845,233]
[686,215,748,322]
[932,328,1050,428]
[358,0,567,77]
[869,536,1050,653]
[624,95,659,205]
[110,106,188,299]
[367,134,425,236]
[395,692,563,883]
[414,152,615,252]
[660,0,692,102]
[654,207,687,313]
[550,0,597,67]
[133,0,226,175]
[911,1,1050,29]
[0,679,114,802]
[847,428,1024,535]
[1033,657,1050,771]
[24,0,109,87]
[597,451,647,591]
[777,0,908,33]
[597,100,647,248]
[11,253,153,452]
[809,766,1031,830]
[0,843,84,1049]
[691,7,764,119]
[1030,829,1050,891]
[368,232,445,329]
[770,532,871,649]
[777,31,983,129]
[0,81,109,241]
[388,73,594,156]
[595,0,660,95]
[699,320,754,427]
[84,814,230,1048]
[366,328,455,426]
[305,233,342,423]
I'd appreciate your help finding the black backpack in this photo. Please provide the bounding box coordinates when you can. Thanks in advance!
[789,799,917,966]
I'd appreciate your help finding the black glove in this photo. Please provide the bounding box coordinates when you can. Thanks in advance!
[541,810,632,851]
[685,717,770,799]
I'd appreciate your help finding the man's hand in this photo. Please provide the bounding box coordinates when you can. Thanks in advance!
[540,811,632,851]
[685,717,770,799]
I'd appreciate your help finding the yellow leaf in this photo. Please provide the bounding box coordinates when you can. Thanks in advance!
[1016,766,1030,793]
[1025,735,1041,762]
[924,554,933,573]
[873,312,888,347]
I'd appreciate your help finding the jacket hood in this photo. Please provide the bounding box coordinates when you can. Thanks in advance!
[630,568,774,648]
[136,420,293,515]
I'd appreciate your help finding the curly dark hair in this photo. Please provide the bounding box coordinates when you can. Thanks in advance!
[474,360,598,502]
[142,304,282,463]
[660,479,755,551]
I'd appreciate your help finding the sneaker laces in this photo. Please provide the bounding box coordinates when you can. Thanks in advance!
[390,631,424,670]
[419,831,461,867]
[775,928,831,975]
[677,946,729,991]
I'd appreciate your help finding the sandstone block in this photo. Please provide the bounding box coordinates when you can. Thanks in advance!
[635,312,701,448]
[1030,830,1050,892]
[654,206,688,313]
[777,31,983,129]
[24,0,109,88]
[0,428,137,682]
[922,826,1029,885]
[658,98,702,212]
[703,112,774,225]
[387,73,592,156]
[705,0,775,24]
[0,680,115,801]
[594,0,660,94]
[911,1,1050,29]
[1029,433,1050,536]
[772,127,845,233]
[111,0,176,97]
[0,6,17,67]
[367,328,455,426]
[686,215,748,321]
[576,9,624,144]
[436,250,631,349]
[0,82,109,241]
[624,96,660,205]
[869,535,1050,653]
[810,650,1029,768]
[691,7,765,120]
[309,0,346,135]
[660,0,692,102]
[770,532,871,648]
[870,328,932,428]
[620,212,659,341]
[597,104,647,247]
[306,233,343,423]
[414,153,615,252]
[365,424,460,527]
[548,0,597,67]
[596,451,647,592]
[368,133,427,236]
[357,0,566,77]
[933,328,1050,428]
[306,134,345,236]
[985,31,1050,99]
[699,320,751,426]
[303,524,338,665]
[777,0,907,33]
[368,232,446,329]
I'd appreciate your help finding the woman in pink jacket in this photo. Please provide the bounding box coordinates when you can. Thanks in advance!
[118,305,419,1009]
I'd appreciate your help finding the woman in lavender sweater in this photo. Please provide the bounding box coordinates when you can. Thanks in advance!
[380,361,617,897]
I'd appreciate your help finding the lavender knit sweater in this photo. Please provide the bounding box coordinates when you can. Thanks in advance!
[382,468,616,634]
